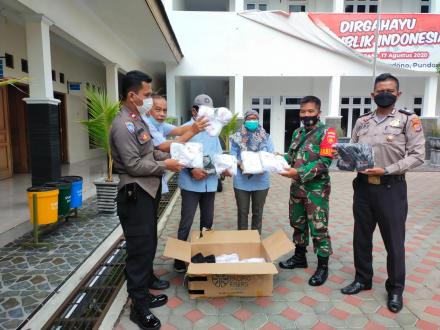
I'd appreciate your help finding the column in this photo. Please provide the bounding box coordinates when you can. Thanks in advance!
[105,62,119,102]
[23,14,61,186]
[431,0,440,14]
[234,0,244,12]
[325,76,342,130]
[423,76,438,118]
[166,70,177,118]
[332,0,344,13]
[230,75,243,117]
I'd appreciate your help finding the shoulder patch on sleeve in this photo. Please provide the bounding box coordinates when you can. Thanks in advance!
[410,117,422,133]
[398,109,414,116]
[125,122,135,133]
[320,127,337,157]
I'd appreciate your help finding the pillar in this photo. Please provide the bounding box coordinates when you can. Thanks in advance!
[332,0,344,13]
[324,76,342,132]
[105,62,119,102]
[230,75,243,117]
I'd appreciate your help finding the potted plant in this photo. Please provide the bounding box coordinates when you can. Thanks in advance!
[428,126,440,166]
[219,113,240,152]
[80,87,120,213]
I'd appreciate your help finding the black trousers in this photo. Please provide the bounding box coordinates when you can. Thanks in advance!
[178,190,215,241]
[353,177,408,295]
[117,183,161,302]
[234,188,269,234]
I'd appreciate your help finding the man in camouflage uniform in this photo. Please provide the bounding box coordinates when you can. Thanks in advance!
[279,95,337,287]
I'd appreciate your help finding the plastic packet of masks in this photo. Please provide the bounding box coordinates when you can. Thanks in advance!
[259,151,289,173]
[197,105,233,137]
[334,143,375,171]
[170,142,203,168]
[213,154,238,176]
[241,151,264,174]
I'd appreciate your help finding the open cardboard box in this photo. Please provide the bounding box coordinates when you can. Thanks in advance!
[163,229,294,298]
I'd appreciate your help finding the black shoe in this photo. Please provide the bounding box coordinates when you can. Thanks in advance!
[279,254,308,269]
[174,259,187,273]
[149,293,168,308]
[308,266,328,286]
[130,305,161,330]
[387,293,403,313]
[341,280,372,295]
[149,275,170,290]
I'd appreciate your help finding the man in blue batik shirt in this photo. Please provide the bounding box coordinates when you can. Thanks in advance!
[142,95,207,193]
[174,94,224,273]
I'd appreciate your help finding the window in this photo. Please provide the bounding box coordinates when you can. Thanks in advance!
[21,59,28,73]
[52,70,56,82]
[5,53,14,69]
[413,97,423,116]
[344,0,378,13]
[340,96,372,137]
[246,2,267,11]
[250,97,272,133]
[59,73,65,84]
[421,0,430,13]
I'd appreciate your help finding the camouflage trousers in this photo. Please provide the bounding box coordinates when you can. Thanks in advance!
[289,187,332,257]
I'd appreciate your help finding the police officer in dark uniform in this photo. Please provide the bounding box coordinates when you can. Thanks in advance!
[110,71,182,329]
[341,73,425,313]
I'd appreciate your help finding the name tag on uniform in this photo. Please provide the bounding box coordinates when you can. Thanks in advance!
[389,119,400,127]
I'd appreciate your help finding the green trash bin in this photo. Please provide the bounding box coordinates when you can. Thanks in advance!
[44,181,72,217]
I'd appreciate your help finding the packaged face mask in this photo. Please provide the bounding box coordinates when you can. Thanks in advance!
[197,105,233,137]
[334,143,375,171]
[170,142,204,168]
[213,154,238,176]
[241,151,264,174]
[259,151,289,173]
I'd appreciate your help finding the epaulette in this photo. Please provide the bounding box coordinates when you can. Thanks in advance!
[359,111,372,118]
[398,109,414,116]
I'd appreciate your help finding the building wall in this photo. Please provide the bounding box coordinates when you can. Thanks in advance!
[1,19,106,164]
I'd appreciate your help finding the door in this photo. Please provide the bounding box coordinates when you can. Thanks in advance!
[284,109,300,152]
[54,92,68,163]
[8,84,29,173]
[0,87,12,180]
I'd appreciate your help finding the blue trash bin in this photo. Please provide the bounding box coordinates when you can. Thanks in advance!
[60,176,83,209]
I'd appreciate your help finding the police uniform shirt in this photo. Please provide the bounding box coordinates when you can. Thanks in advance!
[351,109,425,175]
[110,106,170,197]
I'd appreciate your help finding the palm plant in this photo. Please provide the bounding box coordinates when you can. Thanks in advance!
[219,113,240,151]
[80,87,120,182]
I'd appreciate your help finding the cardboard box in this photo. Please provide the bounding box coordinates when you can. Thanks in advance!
[163,230,294,298]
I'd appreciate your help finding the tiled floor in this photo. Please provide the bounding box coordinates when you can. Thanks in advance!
[0,197,120,330]
[116,171,440,330]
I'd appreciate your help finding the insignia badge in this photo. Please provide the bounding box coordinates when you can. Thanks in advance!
[130,113,138,120]
[386,135,394,142]
[125,122,135,133]
[141,132,150,141]
[390,119,400,127]
[411,117,422,133]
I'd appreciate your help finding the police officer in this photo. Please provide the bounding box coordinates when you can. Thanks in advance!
[279,96,337,287]
[341,73,425,314]
[110,71,182,329]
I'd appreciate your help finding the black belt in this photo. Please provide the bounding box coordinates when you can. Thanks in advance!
[357,173,405,185]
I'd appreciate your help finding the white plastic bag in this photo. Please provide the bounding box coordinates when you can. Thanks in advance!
[241,151,264,174]
[259,151,289,173]
[197,105,233,137]
[213,154,237,176]
[170,142,203,168]
[215,253,240,263]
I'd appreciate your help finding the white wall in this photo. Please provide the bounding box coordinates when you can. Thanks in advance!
[1,19,106,164]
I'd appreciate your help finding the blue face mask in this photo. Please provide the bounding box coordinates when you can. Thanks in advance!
[244,120,259,131]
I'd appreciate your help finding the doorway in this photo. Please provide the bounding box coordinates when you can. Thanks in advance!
[284,109,300,152]
[0,87,12,180]
[54,92,68,163]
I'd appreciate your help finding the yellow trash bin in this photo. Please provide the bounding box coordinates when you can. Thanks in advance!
[27,186,59,225]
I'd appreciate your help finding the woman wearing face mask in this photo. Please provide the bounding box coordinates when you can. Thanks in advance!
[229,110,274,234]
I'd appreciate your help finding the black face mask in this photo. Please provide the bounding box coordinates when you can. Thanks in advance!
[374,92,397,108]
[301,115,319,127]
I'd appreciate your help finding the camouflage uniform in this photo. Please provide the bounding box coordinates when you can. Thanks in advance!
[286,121,335,258]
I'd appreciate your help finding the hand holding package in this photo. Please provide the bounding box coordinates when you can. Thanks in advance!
[170,142,204,168]
[213,154,238,176]
[197,105,233,137]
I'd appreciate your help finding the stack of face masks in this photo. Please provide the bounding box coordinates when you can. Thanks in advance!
[213,154,238,176]
[170,142,204,168]
[334,143,375,171]
[241,151,264,174]
[259,151,289,173]
[197,106,233,137]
